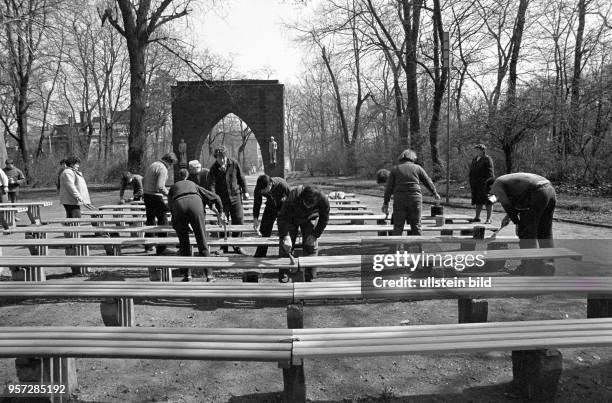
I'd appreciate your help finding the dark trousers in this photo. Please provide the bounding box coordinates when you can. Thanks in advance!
[254,206,279,257]
[220,199,244,253]
[144,194,169,254]
[517,184,556,273]
[8,192,17,203]
[63,204,81,218]
[279,219,318,282]
[392,193,422,235]
[172,195,210,278]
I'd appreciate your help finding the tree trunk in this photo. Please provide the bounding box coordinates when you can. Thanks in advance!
[503,143,514,174]
[127,41,147,173]
[403,0,423,156]
[569,0,586,152]
[17,82,31,180]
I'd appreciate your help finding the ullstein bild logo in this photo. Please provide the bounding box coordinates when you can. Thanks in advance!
[361,251,489,296]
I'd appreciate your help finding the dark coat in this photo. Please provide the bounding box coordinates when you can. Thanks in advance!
[168,179,222,213]
[469,155,494,205]
[187,169,209,188]
[253,177,290,220]
[277,186,330,238]
[206,158,247,206]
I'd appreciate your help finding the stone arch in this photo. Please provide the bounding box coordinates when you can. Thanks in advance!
[171,80,284,178]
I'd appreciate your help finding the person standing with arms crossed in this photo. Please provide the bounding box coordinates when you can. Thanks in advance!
[207,146,249,255]
[382,149,440,236]
[143,152,177,255]
[252,174,290,257]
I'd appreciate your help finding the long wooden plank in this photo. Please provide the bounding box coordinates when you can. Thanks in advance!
[0,255,296,269]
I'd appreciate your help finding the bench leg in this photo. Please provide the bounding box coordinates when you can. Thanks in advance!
[512,349,562,401]
[283,303,306,402]
[100,298,135,326]
[242,271,260,282]
[11,267,46,282]
[14,356,78,401]
[587,298,612,318]
[283,361,306,403]
[26,206,41,225]
[457,298,488,323]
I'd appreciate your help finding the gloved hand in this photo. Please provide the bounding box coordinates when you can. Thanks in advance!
[304,234,318,250]
[382,204,389,215]
[281,235,292,255]
[501,215,511,228]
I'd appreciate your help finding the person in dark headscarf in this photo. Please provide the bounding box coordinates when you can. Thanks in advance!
[469,143,495,223]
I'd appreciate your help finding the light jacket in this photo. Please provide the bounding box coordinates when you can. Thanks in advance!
[59,168,91,205]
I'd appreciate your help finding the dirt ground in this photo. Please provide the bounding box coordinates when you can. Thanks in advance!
[1,178,612,402]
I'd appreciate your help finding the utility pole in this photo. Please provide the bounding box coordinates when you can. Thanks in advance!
[442,31,451,204]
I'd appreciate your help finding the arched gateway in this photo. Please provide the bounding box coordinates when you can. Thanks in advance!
[171,80,285,178]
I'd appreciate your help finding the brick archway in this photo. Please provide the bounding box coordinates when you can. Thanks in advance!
[171,80,284,178]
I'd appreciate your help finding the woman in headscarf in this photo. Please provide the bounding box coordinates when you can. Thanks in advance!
[58,156,94,218]
[382,150,440,235]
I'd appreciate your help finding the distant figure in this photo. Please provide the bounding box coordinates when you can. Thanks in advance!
[207,146,249,255]
[178,139,187,166]
[269,136,278,166]
[252,174,290,258]
[382,149,440,235]
[487,173,556,274]
[376,169,390,185]
[56,159,66,191]
[328,191,346,200]
[59,156,94,218]
[469,144,495,224]
[0,166,8,203]
[143,152,177,255]
[187,160,209,187]
[119,171,143,204]
[277,185,330,282]
[169,168,225,282]
[3,159,26,203]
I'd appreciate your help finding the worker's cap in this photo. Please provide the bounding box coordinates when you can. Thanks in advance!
[474,143,486,150]
[178,168,189,180]
[213,146,228,158]
[5,159,13,164]
[188,160,201,169]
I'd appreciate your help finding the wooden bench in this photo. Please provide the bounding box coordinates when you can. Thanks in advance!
[0,255,296,282]
[0,206,27,229]
[0,326,292,400]
[5,224,499,238]
[2,319,610,401]
[290,318,612,401]
[1,275,608,328]
[0,201,53,224]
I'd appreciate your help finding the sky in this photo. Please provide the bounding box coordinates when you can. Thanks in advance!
[191,0,309,84]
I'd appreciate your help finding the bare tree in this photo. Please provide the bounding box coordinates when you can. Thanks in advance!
[99,0,194,172]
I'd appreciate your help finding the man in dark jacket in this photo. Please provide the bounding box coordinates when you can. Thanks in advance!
[187,160,209,187]
[169,169,225,281]
[3,159,26,203]
[252,174,290,257]
[487,172,556,275]
[207,146,249,254]
[469,144,495,223]
[119,171,144,204]
[277,185,330,282]
[383,149,440,235]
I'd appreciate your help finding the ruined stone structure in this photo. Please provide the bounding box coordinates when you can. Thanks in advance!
[171,80,284,178]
